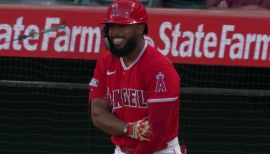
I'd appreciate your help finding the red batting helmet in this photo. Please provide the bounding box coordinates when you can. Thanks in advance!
[103,0,148,34]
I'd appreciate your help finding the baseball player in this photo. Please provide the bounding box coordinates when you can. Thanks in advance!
[89,0,182,153]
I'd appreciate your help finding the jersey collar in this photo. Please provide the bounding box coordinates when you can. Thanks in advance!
[120,42,147,70]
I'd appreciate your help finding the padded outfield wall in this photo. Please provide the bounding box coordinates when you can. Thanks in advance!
[0,5,270,154]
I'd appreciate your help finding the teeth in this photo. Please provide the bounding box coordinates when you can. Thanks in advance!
[113,38,124,45]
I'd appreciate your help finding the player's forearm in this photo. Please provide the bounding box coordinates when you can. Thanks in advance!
[133,102,179,153]
[91,99,125,135]
[92,109,125,135]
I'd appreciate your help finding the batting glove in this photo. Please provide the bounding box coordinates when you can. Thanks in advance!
[123,119,152,141]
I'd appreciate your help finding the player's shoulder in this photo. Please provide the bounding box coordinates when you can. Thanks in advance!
[140,45,180,84]
[98,52,118,66]
[100,52,113,61]
[142,45,173,68]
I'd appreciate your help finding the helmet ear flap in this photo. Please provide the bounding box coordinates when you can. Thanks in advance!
[102,25,110,50]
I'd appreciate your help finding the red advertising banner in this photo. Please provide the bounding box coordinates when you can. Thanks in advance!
[0,4,270,67]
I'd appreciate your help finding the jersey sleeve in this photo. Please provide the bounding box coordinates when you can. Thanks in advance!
[133,64,181,154]
[146,65,180,102]
[88,56,107,101]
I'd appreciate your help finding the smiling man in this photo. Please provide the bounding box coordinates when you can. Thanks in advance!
[89,0,182,153]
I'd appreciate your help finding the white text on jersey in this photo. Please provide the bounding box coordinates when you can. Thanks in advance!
[106,87,148,110]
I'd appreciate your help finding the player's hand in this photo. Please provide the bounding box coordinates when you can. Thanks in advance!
[123,119,152,141]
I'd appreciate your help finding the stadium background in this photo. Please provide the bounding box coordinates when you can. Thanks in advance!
[0,0,270,154]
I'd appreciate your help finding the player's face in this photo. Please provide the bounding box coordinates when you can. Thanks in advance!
[107,24,138,57]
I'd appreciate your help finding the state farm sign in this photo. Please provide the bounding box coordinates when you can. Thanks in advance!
[157,22,270,61]
[0,5,269,67]
[0,17,100,53]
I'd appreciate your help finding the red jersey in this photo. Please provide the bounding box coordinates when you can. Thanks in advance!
[89,44,180,151]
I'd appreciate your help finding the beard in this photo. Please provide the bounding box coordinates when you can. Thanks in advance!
[107,35,137,57]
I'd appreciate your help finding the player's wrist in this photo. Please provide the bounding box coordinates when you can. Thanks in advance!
[123,122,135,137]
[122,122,129,136]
